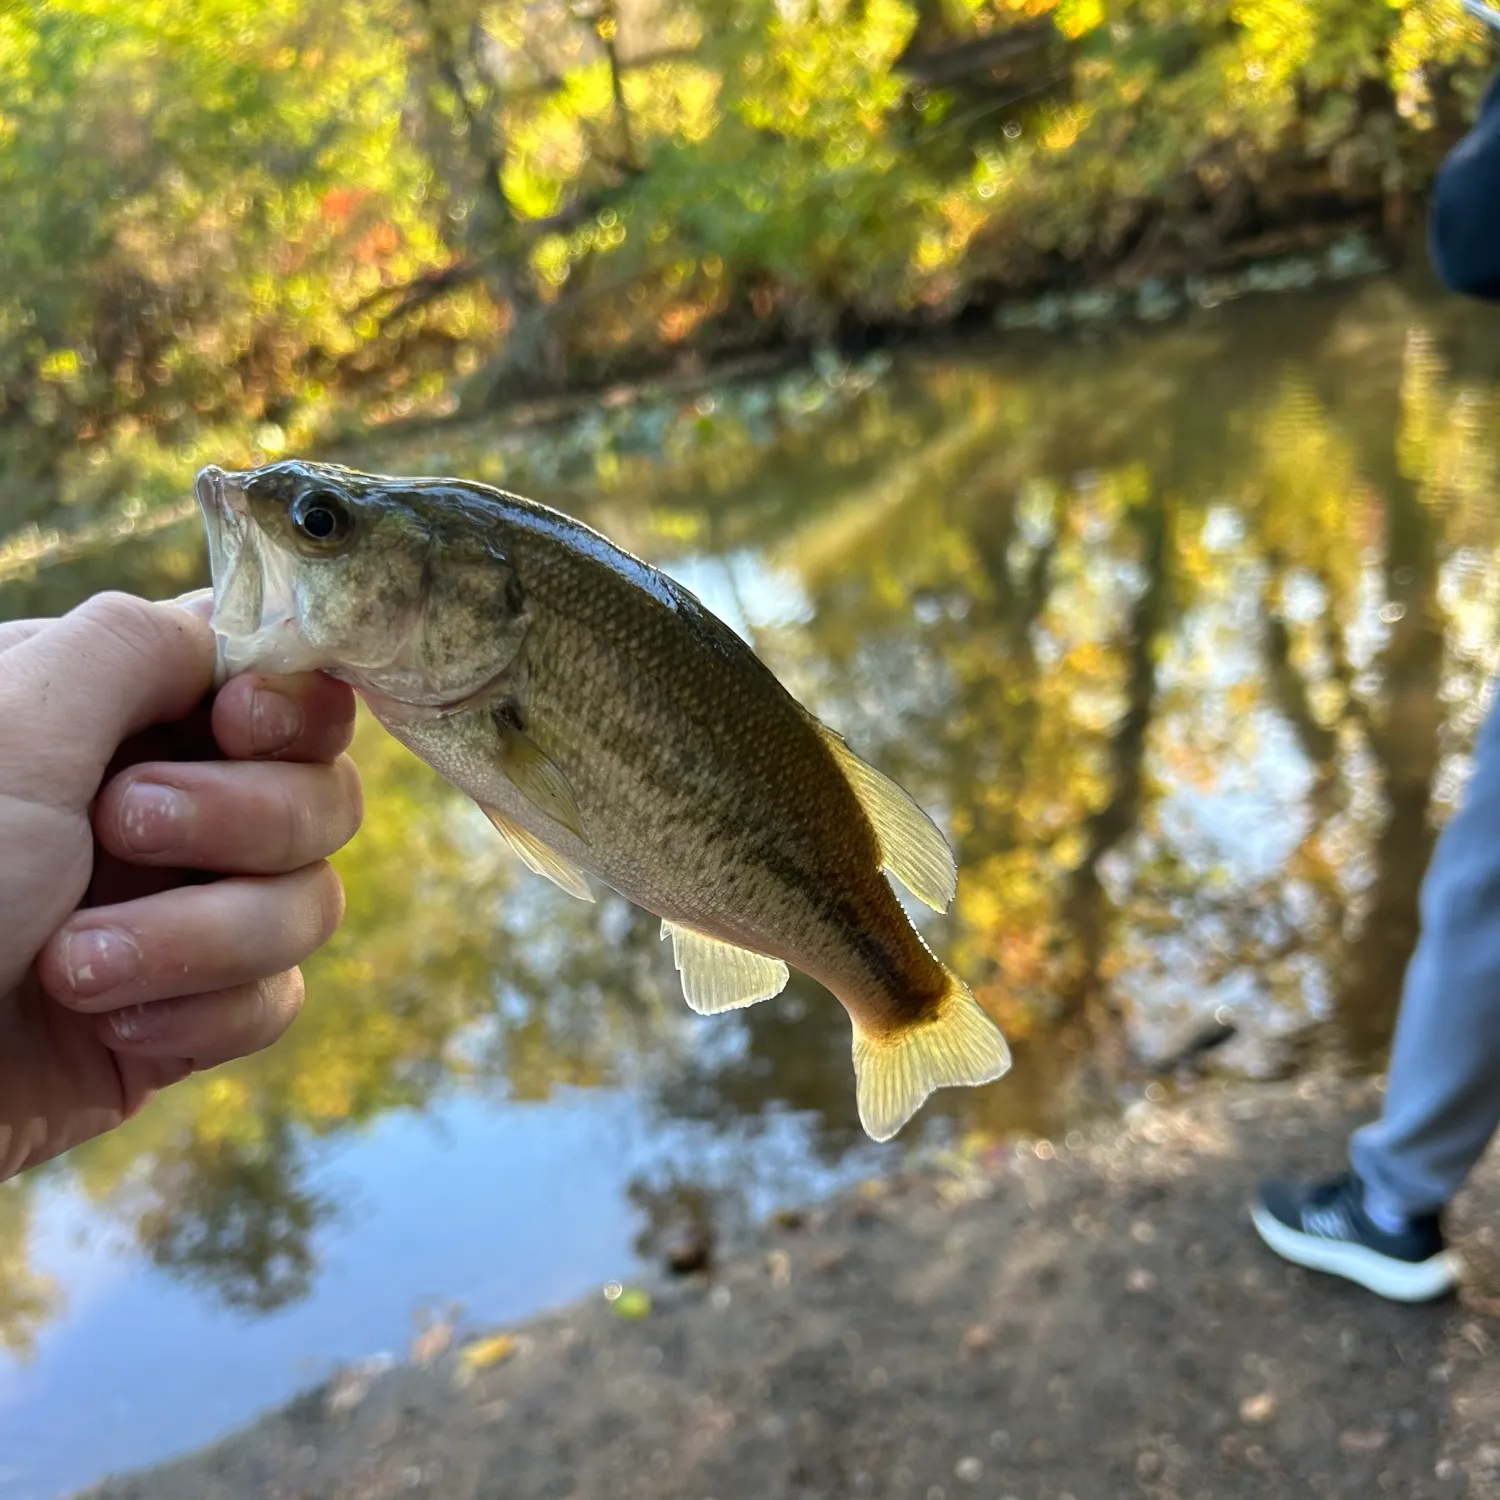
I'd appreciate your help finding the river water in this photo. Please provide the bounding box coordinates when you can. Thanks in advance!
[3,272,1500,1498]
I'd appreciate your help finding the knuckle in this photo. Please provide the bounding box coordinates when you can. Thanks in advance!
[76,590,150,632]
[77,591,210,676]
[74,593,160,666]
[268,775,307,870]
[284,862,344,952]
[257,970,305,1047]
[205,974,303,1061]
[332,756,364,840]
[311,863,347,941]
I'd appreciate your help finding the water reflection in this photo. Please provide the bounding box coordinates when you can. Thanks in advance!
[3,274,1500,1494]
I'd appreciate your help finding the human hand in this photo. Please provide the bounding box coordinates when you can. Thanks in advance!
[0,592,363,1182]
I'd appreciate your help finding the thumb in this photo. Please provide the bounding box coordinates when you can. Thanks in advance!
[0,592,216,806]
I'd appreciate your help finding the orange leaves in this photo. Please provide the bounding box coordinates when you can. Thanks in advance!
[320,186,367,222]
[354,222,402,263]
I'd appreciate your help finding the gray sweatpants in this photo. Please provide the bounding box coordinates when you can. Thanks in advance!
[1350,690,1500,1219]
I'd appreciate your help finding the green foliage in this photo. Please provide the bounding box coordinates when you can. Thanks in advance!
[0,0,478,524]
[0,0,1493,532]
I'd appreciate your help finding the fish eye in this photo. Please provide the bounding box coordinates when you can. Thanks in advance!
[290,490,351,546]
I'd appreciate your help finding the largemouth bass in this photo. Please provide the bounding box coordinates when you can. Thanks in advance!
[194,460,1011,1140]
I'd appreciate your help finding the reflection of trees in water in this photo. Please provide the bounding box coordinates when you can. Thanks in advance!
[4,284,1500,1339]
[134,1119,331,1315]
[650,977,865,1153]
[0,1180,60,1360]
[740,286,1500,1139]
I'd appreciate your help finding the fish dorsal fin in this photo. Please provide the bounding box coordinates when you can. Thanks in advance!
[479,803,595,903]
[811,720,957,912]
[660,919,789,1015]
[494,719,586,840]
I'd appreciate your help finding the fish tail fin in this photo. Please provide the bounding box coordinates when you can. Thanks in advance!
[851,973,1011,1143]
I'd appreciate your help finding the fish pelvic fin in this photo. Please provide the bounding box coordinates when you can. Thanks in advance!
[811,719,957,912]
[661,919,789,1015]
[479,802,595,902]
[851,974,1011,1143]
[495,721,586,840]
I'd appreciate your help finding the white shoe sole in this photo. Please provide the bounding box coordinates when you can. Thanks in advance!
[1250,1202,1463,1302]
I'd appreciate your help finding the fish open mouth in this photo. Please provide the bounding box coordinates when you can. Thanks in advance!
[194,465,236,596]
[192,463,314,678]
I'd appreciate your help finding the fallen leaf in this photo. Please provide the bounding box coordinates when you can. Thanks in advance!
[1459,1290,1500,1319]
[611,1288,652,1320]
[1136,1451,1164,1479]
[459,1334,517,1372]
[325,1368,373,1417]
[1239,1392,1277,1425]
[961,1323,995,1354]
[411,1320,454,1368]
[324,1353,394,1416]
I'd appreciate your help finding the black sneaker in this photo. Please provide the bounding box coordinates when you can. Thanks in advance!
[1250,1172,1462,1302]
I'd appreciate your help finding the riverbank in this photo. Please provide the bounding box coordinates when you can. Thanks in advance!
[80,1073,1500,1500]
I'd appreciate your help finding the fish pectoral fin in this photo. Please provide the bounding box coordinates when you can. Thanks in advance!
[660,920,789,1016]
[495,724,587,840]
[851,975,1011,1142]
[811,719,957,912]
[478,803,595,903]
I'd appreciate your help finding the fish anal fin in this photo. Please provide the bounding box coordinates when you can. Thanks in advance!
[495,721,586,840]
[660,919,789,1016]
[479,802,595,903]
[813,721,957,912]
[851,975,1010,1142]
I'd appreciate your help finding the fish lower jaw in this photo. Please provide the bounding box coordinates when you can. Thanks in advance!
[212,621,327,685]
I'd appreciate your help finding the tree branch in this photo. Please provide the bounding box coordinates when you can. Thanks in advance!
[501,43,701,102]
[597,0,637,172]
[894,24,1055,88]
[347,260,483,321]
[410,0,514,235]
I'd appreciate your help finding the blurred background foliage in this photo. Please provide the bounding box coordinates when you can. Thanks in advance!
[1,0,1495,534]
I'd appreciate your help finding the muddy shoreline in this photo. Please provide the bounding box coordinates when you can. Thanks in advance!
[81,1074,1500,1500]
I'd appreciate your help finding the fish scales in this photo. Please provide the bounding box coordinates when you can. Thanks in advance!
[509,520,936,1018]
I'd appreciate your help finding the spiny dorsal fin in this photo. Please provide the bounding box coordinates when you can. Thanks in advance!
[812,719,957,912]
[479,802,595,903]
[660,919,789,1015]
[851,975,1011,1142]
[495,721,586,840]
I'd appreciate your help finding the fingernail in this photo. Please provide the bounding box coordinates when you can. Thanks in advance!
[110,1003,166,1043]
[251,689,304,754]
[62,928,141,997]
[118,783,191,854]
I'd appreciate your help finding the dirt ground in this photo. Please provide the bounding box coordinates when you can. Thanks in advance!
[82,1074,1500,1500]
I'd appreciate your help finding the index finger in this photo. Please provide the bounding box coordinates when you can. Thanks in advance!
[0,593,215,805]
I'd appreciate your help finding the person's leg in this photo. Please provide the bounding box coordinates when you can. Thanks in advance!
[1251,688,1500,1301]
[1348,686,1500,1219]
